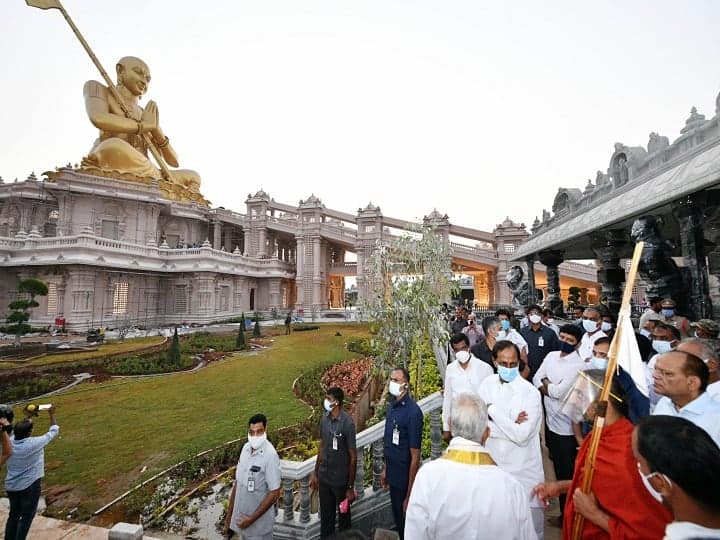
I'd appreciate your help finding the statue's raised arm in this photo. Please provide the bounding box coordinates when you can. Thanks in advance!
[81,56,200,194]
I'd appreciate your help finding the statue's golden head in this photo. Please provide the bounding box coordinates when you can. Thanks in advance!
[116,56,151,97]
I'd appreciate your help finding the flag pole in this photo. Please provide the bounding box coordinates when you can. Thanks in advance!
[25,0,172,181]
[571,241,644,540]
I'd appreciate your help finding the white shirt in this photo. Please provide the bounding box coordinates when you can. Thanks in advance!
[498,328,529,353]
[479,374,544,508]
[578,329,607,362]
[532,350,586,436]
[653,392,720,448]
[406,437,537,540]
[664,521,720,540]
[442,356,493,431]
[707,380,720,400]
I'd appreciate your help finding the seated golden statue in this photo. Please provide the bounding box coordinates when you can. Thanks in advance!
[82,56,200,193]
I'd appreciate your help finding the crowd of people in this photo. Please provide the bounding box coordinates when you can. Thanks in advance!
[2,298,719,540]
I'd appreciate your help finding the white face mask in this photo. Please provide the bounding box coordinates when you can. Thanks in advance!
[583,319,599,333]
[323,399,337,412]
[637,464,669,503]
[590,356,609,370]
[652,340,673,354]
[601,321,612,332]
[248,432,267,450]
[640,328,652,338]
[547,318,554,324]
[528,314,542,325]
[455,351,471,364]
[388,380,405,397]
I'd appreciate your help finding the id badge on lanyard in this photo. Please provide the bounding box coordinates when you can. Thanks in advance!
[392,424,400,446]
[332,436,338,451]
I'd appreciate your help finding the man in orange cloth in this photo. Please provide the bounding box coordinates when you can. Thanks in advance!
[533,371,672,539]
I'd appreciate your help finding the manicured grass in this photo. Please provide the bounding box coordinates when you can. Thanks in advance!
[0,336,167,370]
[29,324,368,515]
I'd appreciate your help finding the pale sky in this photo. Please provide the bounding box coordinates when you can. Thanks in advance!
[2,1,719,233]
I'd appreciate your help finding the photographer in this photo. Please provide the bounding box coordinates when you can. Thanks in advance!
[4,404,59,540]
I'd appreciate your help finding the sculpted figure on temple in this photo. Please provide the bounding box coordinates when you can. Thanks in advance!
[82,56,201,193]
[647,132,669,154]
[631,215,685,302]
[507,265,530,309]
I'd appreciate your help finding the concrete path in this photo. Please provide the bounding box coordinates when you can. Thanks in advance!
[0,505,107,539]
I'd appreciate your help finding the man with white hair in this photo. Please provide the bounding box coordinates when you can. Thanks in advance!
[676,337,720,399]
[405,393,536,540]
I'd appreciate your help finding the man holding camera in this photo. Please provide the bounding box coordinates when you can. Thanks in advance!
[4,404,59,540]
[0,405,12,467]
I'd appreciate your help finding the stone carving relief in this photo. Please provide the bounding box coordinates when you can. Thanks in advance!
[630,215,685,304]
[507,265,530,309]
[648,132,670,154]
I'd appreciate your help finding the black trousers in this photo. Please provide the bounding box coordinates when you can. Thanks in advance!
[5,478,41,540]
[389,485,408,539]
[318,481,351,539]
[546,430,578,517]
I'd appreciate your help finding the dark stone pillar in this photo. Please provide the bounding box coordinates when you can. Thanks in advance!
[591,229,628,317]
[539,250,564,316]
[525,255,537,306]
[674,194,713,319]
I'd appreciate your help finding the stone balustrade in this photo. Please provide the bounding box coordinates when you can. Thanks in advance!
[273,392,443,539]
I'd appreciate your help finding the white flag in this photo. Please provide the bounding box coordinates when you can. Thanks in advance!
[616,313,648,397]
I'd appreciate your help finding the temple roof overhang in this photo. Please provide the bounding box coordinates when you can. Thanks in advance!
[513,141,720,261]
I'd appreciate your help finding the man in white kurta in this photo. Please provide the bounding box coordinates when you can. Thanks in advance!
[479,341,545,539]
[406,393,536,540]
[442,349,493,442]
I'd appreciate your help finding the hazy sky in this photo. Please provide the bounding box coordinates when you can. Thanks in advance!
[2,1,719,232]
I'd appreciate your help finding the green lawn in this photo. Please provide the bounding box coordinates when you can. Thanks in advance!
[29,324,368,515]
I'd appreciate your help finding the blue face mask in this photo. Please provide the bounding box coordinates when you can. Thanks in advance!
[590,356,609,370]
[661,309,675,318]
[500,319,511,331]
[498,365,519,383]
[652,340,673,354]
[560,341,576,354]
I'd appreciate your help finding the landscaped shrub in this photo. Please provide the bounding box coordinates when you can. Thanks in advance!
[105,353,195,375]
[0,373,67,402]
[293,324,320,332]
[180,332,237,354]
[346,337,378,356]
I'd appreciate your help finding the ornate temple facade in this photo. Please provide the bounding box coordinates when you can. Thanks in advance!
[514,91,720,319]
[0,169,597,331]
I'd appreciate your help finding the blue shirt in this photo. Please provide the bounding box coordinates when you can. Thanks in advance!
[5,424,59,491]
[383,394,423,490]
[653,392,720,447]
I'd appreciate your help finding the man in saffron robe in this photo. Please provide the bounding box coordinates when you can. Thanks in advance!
[533,371,672,539]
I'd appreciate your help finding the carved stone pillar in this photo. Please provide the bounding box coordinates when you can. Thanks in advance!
[591,229,628,317]
[212,220,222,250]
[525,256,537,306]
[538,250,564,316]
[299,475,310,523]
[354,446,365,499]
[704,205,720,317]
[430,408,442,460]
[675,195,712,319]
[282,477,294,521]
[372,439,384,492]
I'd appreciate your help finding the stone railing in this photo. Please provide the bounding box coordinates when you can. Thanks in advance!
[273,392,443,539]
[449,241,497,261]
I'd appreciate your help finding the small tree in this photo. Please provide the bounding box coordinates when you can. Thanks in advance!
[167,326,181,365]
[568,286,582,309]
[236,313,247,350]
[362,225,456,397]
[253,312,262,338]
[7,278,48,345]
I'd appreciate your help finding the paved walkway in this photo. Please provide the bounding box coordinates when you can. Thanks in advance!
[0,505,108,539]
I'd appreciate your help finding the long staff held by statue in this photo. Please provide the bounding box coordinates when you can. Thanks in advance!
[25,0,172,182]
[570,240,645,540]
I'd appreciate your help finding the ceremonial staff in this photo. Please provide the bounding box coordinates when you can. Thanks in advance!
[571,240,645,540]
[25,0,173,182]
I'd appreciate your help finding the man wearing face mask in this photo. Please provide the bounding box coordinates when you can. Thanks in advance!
[381,368,423,539]
[651,350,720,447]
[311,387,357,538]
[225,414,281,540]
[532,324,585,525]
[542,308,560,336]
[646,322,681,410]
[495,309,529,362]
[659,298,690,338]
[479,341,545,539]
[633,415,720,540]
[461,313,484,347]
[443,338,493,443]
[578,307,607,363]
[521,304,560,380]
[639,296,663,331]
[533,372,671,539]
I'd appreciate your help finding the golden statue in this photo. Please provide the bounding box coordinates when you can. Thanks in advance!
[82,56,201,194]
